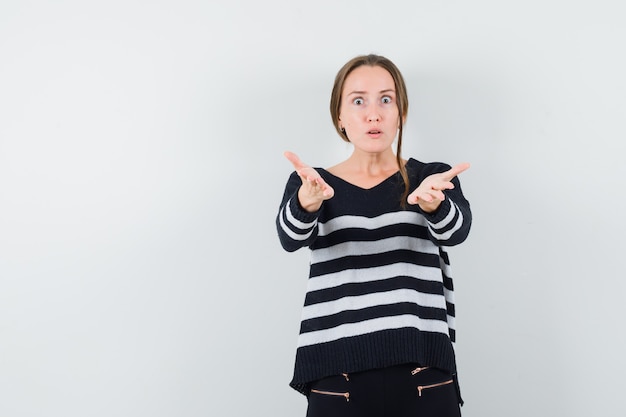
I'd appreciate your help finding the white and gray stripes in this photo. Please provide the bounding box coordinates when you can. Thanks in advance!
[276,158,472,393]
[305,262,445,293]
[301,289,447,321]
[310,235,439,264]
[297,314,450,347]
[296,211,455,347]
[317,211,428,236]
[428,201,464,241]
[278,197,318,242]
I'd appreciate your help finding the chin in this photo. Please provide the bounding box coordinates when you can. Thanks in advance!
[366,141,394,152]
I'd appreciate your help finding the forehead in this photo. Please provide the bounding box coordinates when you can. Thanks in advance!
[342,65,395,94]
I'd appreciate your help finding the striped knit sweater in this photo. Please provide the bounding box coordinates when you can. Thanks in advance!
[276,158,472,395]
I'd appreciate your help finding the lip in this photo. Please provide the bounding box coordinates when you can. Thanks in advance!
[367,129,383,138]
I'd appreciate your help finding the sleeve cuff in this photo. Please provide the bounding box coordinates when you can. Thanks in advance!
[419,197,452,224]
[289,193,321,222]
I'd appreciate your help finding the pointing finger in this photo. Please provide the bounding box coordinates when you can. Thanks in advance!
[442,162,470,181]
[284,151,316,181]
[284,151,305,170]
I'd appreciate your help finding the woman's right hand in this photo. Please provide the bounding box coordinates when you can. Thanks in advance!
[284,151,334,212]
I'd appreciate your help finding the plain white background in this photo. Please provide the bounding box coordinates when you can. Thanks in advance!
[1,1,625,416]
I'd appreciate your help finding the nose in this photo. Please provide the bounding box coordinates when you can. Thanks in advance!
[367,111,381,122]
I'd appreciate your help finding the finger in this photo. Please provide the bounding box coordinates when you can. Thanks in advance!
[431,190,446,201]
[315,178,334,197]
[303,174,329,192]
[407,190,419,205]
[302,176,320,188]
[284,151,306,170]
[423,190,445,202]
[303,175,321,186]
[314,177,326,188]
[303,178,334,199]
[426,181,455,192]
[407,191,432,205]
[436,181,455,191]
[441,162,470,181]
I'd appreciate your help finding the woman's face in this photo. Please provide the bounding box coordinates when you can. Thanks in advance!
[339,65,400,154]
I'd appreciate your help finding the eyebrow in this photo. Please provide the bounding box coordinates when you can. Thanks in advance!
[346,89,396,96]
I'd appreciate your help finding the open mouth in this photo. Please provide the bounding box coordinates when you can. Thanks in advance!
[368,130,381,134]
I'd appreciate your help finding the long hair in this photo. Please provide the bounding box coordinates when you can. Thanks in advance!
[329,54,410,206]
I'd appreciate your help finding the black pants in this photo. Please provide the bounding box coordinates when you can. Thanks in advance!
[306,364,461,417]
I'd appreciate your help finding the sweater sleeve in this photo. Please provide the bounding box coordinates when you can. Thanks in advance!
[276,171,321,252]
[414,163,472,247]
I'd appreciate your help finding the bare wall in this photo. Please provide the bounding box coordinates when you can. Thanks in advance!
[1,1,624,416]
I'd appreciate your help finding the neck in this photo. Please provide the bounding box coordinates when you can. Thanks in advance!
[347,149,399,176]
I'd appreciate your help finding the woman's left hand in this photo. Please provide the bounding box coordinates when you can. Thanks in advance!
[407,163,470,213]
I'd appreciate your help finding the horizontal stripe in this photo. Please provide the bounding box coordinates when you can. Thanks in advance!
[286,198,318,230]
[313,223,431,250]
[440,255,452,270]
[306,263,445,293]
[310,250,440,278]
[304,276,443,306]
[278,210,311,242]
[278,199,317,241]
[297,314,450,347]
[440,249,450,265]
[310,236,439,264]
[430,201,457,229]
[300,302,448,333]
[429,203,464,241]
[283,199,317,230]
[317,212,428,237]
[445,300,455,317]
[447,314,456,331]
[301,289,447,321]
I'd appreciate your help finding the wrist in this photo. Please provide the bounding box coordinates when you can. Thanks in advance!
[418,200,441,213]
[298,189,323,213]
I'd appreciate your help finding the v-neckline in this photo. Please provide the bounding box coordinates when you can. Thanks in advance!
[320,159,412,191]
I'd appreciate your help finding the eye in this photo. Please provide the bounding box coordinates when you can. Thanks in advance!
[352,98,364,105]
[381,95,393,104]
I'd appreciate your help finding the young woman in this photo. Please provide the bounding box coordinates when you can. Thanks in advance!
[276,54,472,417]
